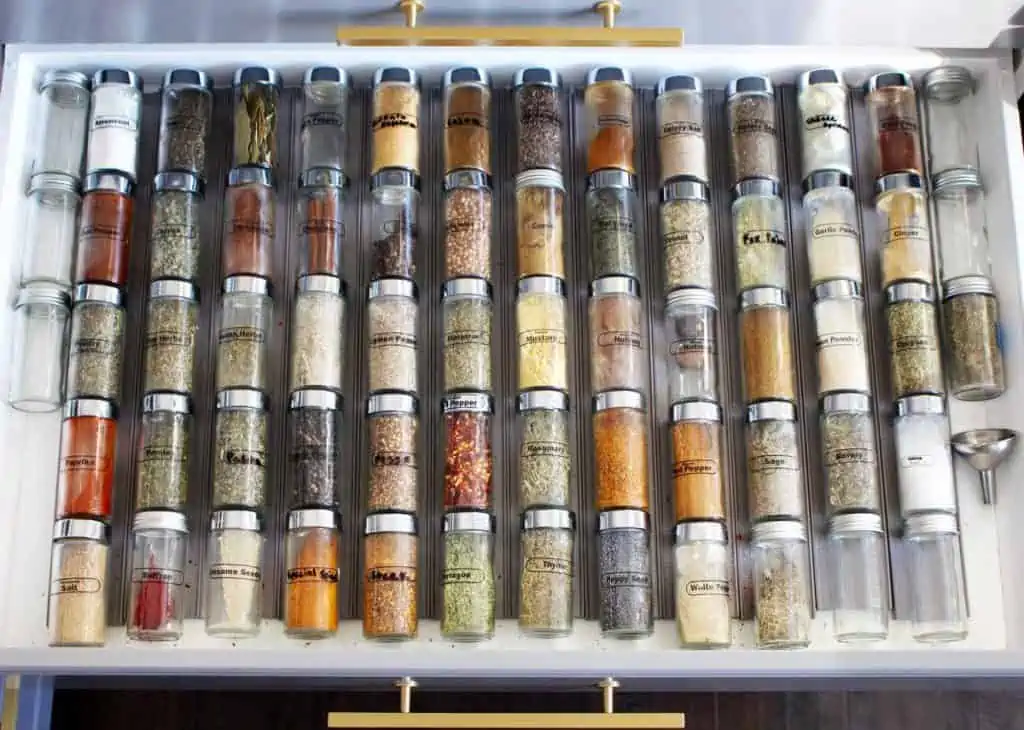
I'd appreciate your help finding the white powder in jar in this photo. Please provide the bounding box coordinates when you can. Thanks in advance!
[894,411,957,515]
[206,528,263,636]
[813,296,869,394]
[290,290,345,392]
[673,541,731,647]
[804,187,862,284]
[657,90,707,183]
[798,81,852,177]
[87,82,142,179]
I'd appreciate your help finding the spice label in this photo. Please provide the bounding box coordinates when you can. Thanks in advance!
[366,564,417,583]
[53,576,102,594]
[749,453,799,473]
[443,567,486,585]
[826,447,875,467]
[444,329,491,347]
[72,336,118,356]
[219,326,266,346]
[131,567,184,586]
[523,441,570,460]
[685,579,729,597]
[665,228,706,247]
[891,334,937,353]
[600,571,651,589]
[165,114,207,134]
[879,115,918,133]
[141,444,186,464]
[899,453,934,468]
[519,329,567,347]
[146,329,192,349]
[816,332,864,350]
[597,329,642,350]
[446,112,488,129]
[741,229,786,247]
[229,217,274,236]
[672,458,718,477]
[670,336,715,356]
[446,217,486,236]
[290,443,335,466]
[287,566,339,584]
[522,219,557,239]
[302,218,345,239]
[370,332,417,349]
[81,222,128,240]
[302,111,345,130]
[61,453,111,472]
[222,448,266,468]
[803,113,849,133]
[524,557,572,575]
[733,118,776,136]
[883,225,928,245]
[373,450,417,468]
[209,563,261,582]
[596,113,632,129]
[660,119,703,139]
[591,216,636,235]
[811,221,858,241]
[372,112,418,130]
[152,222,199,240]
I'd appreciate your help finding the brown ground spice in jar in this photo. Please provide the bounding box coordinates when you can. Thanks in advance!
[671,419,724,521]
[516,184,564,279]
[372,84,419,174]
[585,82,634,174]
[445,84,490,174]
[224,184,274,278]
[77,190,132,286]
[741,302,796,403]
[594,406,649,510]
[301,186,343,276]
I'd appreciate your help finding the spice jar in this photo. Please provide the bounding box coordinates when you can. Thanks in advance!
[671,401,725,522]
[593,390,649,511]
[7,283,69,413]
[149,171,204,282]
[886,282,944,398]
[661,178,713,293]
[367,393,419,513]
[665,287,718,403]
[673,520,731,648]
[518,389,571,509]
[213,389,268,511]
[32,70,89,181]
[746,401,805,522]
[942,275,1004,401]
[443,393,494,510]
[143,279,198,396]
[48,517,108,646]
[76,172,133,287]
[739,287,796,404]
[865,71,923,177]
[656,74,706,185]
[589,276,644,392]
[514,68,562,173]
[802,171,862,285]
[128,510,188,642]
[288,389,341,509]
[751,519,811,648]
[300,66,348,174]
[158,69,213,179]
[285,508,340,638]
[22,173,79,287]
[290,274,346,393]
[233,66,281,169]
[584,67,634,174]
[298,168,346,278]
[224,166,275,279]
[364,512,418,641]
[372,67,419,175]
[57,398,116,520]
[136,393,191,512]
[517,275,569,392]
[876,173,933,287]
[732,179,787,292]
[904,512,968,643]
[515,170,565,279]
[813,280,869,395]
[217,275,272,392]
[821,393,881,517]
[520,507,575,638]
[934,171,990,282]
[727,76,779,183]
[597,509,652,638]
[797,68,852,178]
[86,69,142,180]
[67,283,124,403]
[587,170,638,280]
[444,67,490,174]
[205,509,263,638]
[367,277,418,395]
[894,395,957,516]
[442,510,495,642]
[443,277,493,393]
[828,513,889,643]
[445,170,492,280]
[923,66,978,177]
[371,169,418,279]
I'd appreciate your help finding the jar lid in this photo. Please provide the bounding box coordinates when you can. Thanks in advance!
[517,389,569,412]
[797,68,844,90]
[443,66,490,87]
[865,71,913,94]
[895,394,945,417]
[54,517,109,541]
[656,74,702,96]
[369,277,418,300]
[802,170,853,194]
[234,66,281,88]
[904,512,958,536]
[211,509,261,532]
[150,279,198,301]
[133,510,188,533]
[304,66,348,86]
[297,274,345,297]
[598,508,648,531]
[224,275,270,296]
[822,392,871,414]
[93,68,141,91]
[300,167,347,189]
[943,275,995,298]
[829,512,883,534]
[443,509,494,533]
[365,511,418,535]
[727,75,773,97]
[444,169,491,191]
[442,276,492,299]
[63,397,115,420]
[29,172,78,196]
[747,400,796,423]
[740,286,788,310]
[514,67,560,88]
[16,283,69,309]
[367,392,419,416]
[885,281,934,304]
[217,388,268,411]
[290,388,341,411]
[523,507,575,531]
[671,400,721,424]
[143,393,191,415]
[666,287,717,310]
[155,171,204,196]
[517,275,565,297]
[933,168,982,193]
[589,275,639,298]
[661,178,709,203]
[875,172,923,197]
[228,166,273,188]
[593,389,645,412]
[74,283,122,307]
[587,67,632,86]
[813,279,862,301]
[674,520,727,544]
[732,177,780,199]
[288,508,339,530]
[587,169,635,191]
[41,70,90,91]
[371,168,419,190]
[751,519,807,543]
[163,68,213,92]
[374,67,418,87]
[84,172,133,196]
[442,392,493,414]
[515,169,564,192]
[923,66,974,102]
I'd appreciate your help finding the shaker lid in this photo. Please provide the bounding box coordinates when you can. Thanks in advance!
[304,66,348,86]
[517,389,569,412]
[289,388,341,411]
[374,67,419,87]
[802,170,853,194]
[674,520,727,544]
[746,400,796,423]
[288,508,339,530]
[142,393,191,415]
[163,68,213,91]
[797,67,844,90]
[593,389,644,413]
[93,68,141,91]
[365,511,418,535]
[865,71,913,94]
[727,75,773,97]
[586,67,632,86]
[54,518,109,542]
[750,519,807,543]
[442,392,493,414]
[589,275,639,298]
[895,394,945,417]
[671,400,721,424]
[656,74,702,96]
[443,510,494,533]
[598,509,648,531]
[133,510,189,533]
[514,67,560,89]
[522,507,575,531]
[233,66,281,88]
[443,66,490,87]
[154,171,204,196]
[211,509,262,532]
[367,392,419,416]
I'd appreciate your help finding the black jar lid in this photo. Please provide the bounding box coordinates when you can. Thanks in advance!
[443,66,490,87]
[656,74,702,96]
[304,66,348,86]
[802,170,853,195]
[797,68,843,91]
[155,171,204,196]
[514,67,560,89]
[865,71,913,94]
[373,67,418,87]
[586,67,632,87]
[93,68,141,91]
[727,75,773,98]
[233,66,281,88]
[163,68,213,92]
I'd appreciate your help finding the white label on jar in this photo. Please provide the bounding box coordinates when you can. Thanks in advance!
[685,579,729,597]
[741,228,786,247]
[370,331,417,348]
[816,332,863,349]
[524,557,572,575]
[750,453,799,473]
[92,87,140,133]
[209,563,261,581]
[88,86,141,176]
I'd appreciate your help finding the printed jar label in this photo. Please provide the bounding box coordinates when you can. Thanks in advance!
[302,111,345,130]
[152,223,199,240]
[131,567,184,586]
[372,450,417,468]
[591,217,635,235]
[92,87,140,132]
[146,329,192,349]
[665,229,706,247]
[81,222,127,240]
[670,336,715,357]
[803,113,849,133]
[816,332,863,350]
[61,453,111,472]
[524,557,572,575]
[741,229,786,246]
[879,115,918,133]
[209,563,261,582]
[749,453,799,473]
[445,329,491,347]
[522,220,557,239]
[370,332,417,349]
[661,119,703,138]
[600,571,650,589]
[290,443,335,466]
[883,225,927,244]
[141,444,186,464]
[673,458,718,477]
[302,218,345,238]
[811,222,858,241]
[219,326,266,345]
[53,576,102,594]
[523,441,569,460]
[372,112,418,130]
[367,565,417,583]
[443,567,486,585]
[287,566,339,584]
[597,329,642,350]
[733,118,775,136]
[899,453,934,469]
[222,448,266,468]
[826,447,875,467]
[519,329,567,347]
[596,113,631,129]
[891,334,937,353]
[73,337,118,356]
[685,579,729,597]
[446,112,488,129]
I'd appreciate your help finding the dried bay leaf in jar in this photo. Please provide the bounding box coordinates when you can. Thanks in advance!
[727,76,779,184]
[876,173,934,287]
[797,69,852,178]
[894,395,957,516]
[739,287,796,404]
[812,280,870,395]
[933,171,990,282]
[444,67,491,174]
[656,74,707,184]
[517,390,571,509]
[865,72,923,178]
[519,508,575,638]
[821,393,881,517]
[298,168,346,279]
[300,66,348,174]
[143,280,198,396]
[205,509,263,638]
[76,172,133,287]
[661,178,713,293]
[290,274,346,394]
[673,521,731,648]
[58,398,116,520]
[515,170,565,279]
[128,511,188,642]
[22,173,79,288]
[443,393,494,511]
[32,70,90,182]
[87,69,142,181]
[285,508,340,639]
[443,278,493,393]
[287,389,341,510]
[732,179,788,292]
[213,389,268,511]
[136,394,191,512]
[158,69,213,180]
[232,66,281,169]
[923,67,978,178]
[802,172,862,285]
[517,276,569,392]
[942,276,1005,401]
[367,393,419,513]
[886,282,944,398]
[751,520,811,649]
[217,276,272,392]
[372,67,420,175]
[8,284,69,413]
[587,170,638,280]
[442,510,495,642]
[665,288,718,404]
[371,169,418,279]
[598,509,653,638]
[589,276,644,392]
[364,512,418,641]
[149,172,203,282]
[445,170,492,280]
[224,166,275,279]
[514,68,562,173]
[67,283,124,403]
[367,278,418,395]
[584,67,634,174]
[593,390,650,511]
[49,518,108,647]
[671,401,725,522]
[746,401,805,522]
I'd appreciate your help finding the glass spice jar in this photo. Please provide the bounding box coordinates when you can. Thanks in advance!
[298,168,346,279]
[288,389,341,510]
[149,171,204,282]
[673,520,731,649]
[444,67,491,174]
[589,275,644,393]
[904,512,968,644]
[290,274,346,394]
[517,389,571,509]
[224,166,275,279]
[7,283,69,413]
[128,510,188,642]
[213,389,268,511]
[217,275,272,392]
[86,69,142,181]
[661,178,713,293]
[894,395,957,516]
[367,393,419,513]
[285,508,340,639]
[367,277,418,395]
[517,275,569,392]
[934,171,990,282]
[57,398,116,520]
[739,287,796,404]
[136,393,191,513]
[751,519,811,649]
[923,66,978,178]
[665,287,718,404]
[372,67,420,175]
[813,280,869,395]
[443,392,494,510]
[732,179,788,292]
[656,74,706,185]
[143,279,198,396]
[584,67,634,174]
[205,509,263,638]
[442,509,496,642]
[598,508,653,639]
[22,173,79,287]
[48,517,108,647]
[796,68,852,178]
[233,66,281,169]
[828,512,889,643]
[364,511,418,641]
[746,401,805,522]
[371,169,419,279]
[942,275,1004,401]
[876,173,934,287]
[587,170,638,280]
[802,172,862,285]
[821,393,882,517]
[158,69,213,179]
[727,76,779,184]
[515,169,565,279]
[76,172,133,287]
[514,67,562,173]
[886,282,944,398]
[67,283,124,403]
[445,170,492,280]
[443,277,493,393]
[671,401,725,522]
[865,71,923,177]
[300,66,348,174]
[520,507,575,638]
[31,70,89,181]
[593,390,649,511]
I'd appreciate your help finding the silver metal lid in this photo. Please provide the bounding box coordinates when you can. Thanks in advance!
[865,71,913,94]
[593,389,644,412]
[671,400,721,424]
[733,177,780,199]
[514,67,560,88]
[365,511,417,535]
[517,389,569,412]
[223,275,270,296]
[523,507,575,531]
[154,171,204,196]
[371,168,419,190]
[598,509,648,531]
[142,393,190,415]
[875,172,924,197]
[63,398,115,420]
[751,519,807,543]
[895,394,945,417]
[515,169,564,192]
[217,388,267,410]
[444,169,490,191]
[587,169,635,190]
[41,70,90,91]
[304,66,348,86]
[233,66,281,88]
[813,279,862,301]
[666,287,718,310]
[923,66,974,102]
[54,517,109,541]
[944,275,995,299]
[589,275,639,298]
[211,509,261,532]
[367,392,419,416]
[829,513,883,534]
[661,178,709,204]
[822,392,871,414]
[297,274,345,297]
[797,67,844,90]
[442,392,493,414]
[443,277,492,299]
[374,67,419,87]
[802,170,853,194]
[150,279,197,301]
[83,172,133,196]
[933,168,982,193]
[369,277,418,300]
[228,166,273,188]
[29,172,78,196]
[300,167,347,189]
[747,400,796,423]
[133,510,188,533]
[517,275,566,297]
[93,68,141,91]
[904,512,958,536]
[16,283,69,309]
[288,508,338,530]
[740,286,789,310]
[163,68,213,91]
[587,67,632,86]
[674,520,727,544]
[443,510,494,533]
[886,281,934,304]
[727,75,773,97]
[444,66,490,87]
[74,283,122,307]
[656,74,702,96]
[289,389,341,411]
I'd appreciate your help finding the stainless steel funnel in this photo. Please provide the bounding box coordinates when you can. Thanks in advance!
[951,428,1018,505]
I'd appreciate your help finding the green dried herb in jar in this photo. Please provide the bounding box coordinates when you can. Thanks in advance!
[820,393,881,517]
[942,276,1005,401]
[886,282,944,398]
[232,67,281,169]
[143,280,198,396]
[442,510,495,642]
[67,284,124,403]
[148,174,203,282]
[586,170,638,279]
[135,394,191,512]
[517,390,571,509]
[213,389,268,511]
[732,179,788,292]
[519,508,575,638]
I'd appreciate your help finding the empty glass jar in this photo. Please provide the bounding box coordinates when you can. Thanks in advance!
[8,283,69,412]
[934,171,990,282]
[797,68,852,177]
[372,67,420,175]
[664,287,718,404]
[22,173,79,287]
[444,66,491,174]
[158,69,213,179]
[589,276,644,393]
[443,277,493,393]
[865,71,923,178]
[894,395,957,517]
[300,66,348,174]
[32,70,89,181]
[128,510,188,642]
[597,509,652,639]
[584,67,634,174]
[828,513,889,643]
[751,519,811,649]
[922,66,978,177]
[661,178,713,292]
[727,76,779,183]
[802,171,862,285]
[942,275,1004,401]
[217,276,272,392]
[514,67,562,173]
[673,520,731,648]
[205,509,263,638]
[904,512,968,644]
[656,74,706,184]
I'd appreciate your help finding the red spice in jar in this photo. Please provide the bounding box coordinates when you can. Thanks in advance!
[132,554,175,631]
[224,183,274,277]
[444,411,492,509]
[57,412,116,519]
[76,190,132,286]
[301,188,343,276]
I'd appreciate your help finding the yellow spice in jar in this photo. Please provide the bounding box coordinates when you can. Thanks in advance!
[372,83,420,175]
[517,292,568,391]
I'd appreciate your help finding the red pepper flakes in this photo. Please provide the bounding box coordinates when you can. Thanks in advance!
[443,411,492,509]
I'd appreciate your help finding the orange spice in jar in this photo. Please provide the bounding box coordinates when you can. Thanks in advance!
[57,398,117,520]
[584,69,634,175]
[670,401,725,522]
[76,173,133,287]
[224,167,275,278]
[363,512,418,642]
[740,287,797,403]
[285,509,339,638]
[593,390,649,510]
